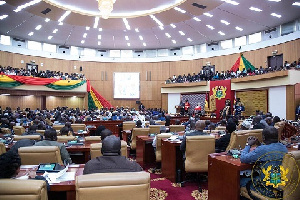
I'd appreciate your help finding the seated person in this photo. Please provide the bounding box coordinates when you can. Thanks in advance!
[180,120,207,155]
[60,126,73,136]
[0,151,21,178]
[215,121,236,153]
[22,125,43,140]
[136,120,142,128]
[9,139,35,154]
[240,127,288,199]
[34,128,72,164]
[83,135,143,174]
[92,125,106,136]
[63,122,74,135]
[100,128,113,141]
[252,116,265,129]
[240,120,251,130]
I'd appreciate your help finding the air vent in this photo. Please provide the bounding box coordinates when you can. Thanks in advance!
[98,50,107,52]
[208,42,218,46]
[265,28,277,34]
[134,50,143,53]
[170,48,180,51]
[58,45,69,49]
[13,38,25,42]
[41,8,51,15]
[192,3,207,9]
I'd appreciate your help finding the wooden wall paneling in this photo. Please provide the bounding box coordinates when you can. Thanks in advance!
[161,93,168,111]
[295,83,300,107]
[286,85,295,120]
[236,90,268,116]
[0,95,41,110]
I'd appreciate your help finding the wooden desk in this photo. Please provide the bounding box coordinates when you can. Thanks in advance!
[18,164,84,200]
[84,120,122,137]
[136,136,155,168]
[161,139,183,183]
[208,154,252,200]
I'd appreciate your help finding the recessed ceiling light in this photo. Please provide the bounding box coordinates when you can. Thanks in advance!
[28,32,34,36]
[165,33,171,38]
[123,18,131,30]
[139,35,143,40]
[203,12,213,17]
[98,41,101,45]
[98,35,101,40]
[53,29,58,33]
[170,24,176,28]
[249,7,262,12]
[235,26,243,31]
[271,13,281,18]
[14,0,41,12]
[127,43,130,46]
[221,0,239,5]
[187,38,192,42]
[86,26,90,30]
[45,18,50,22]
[218,31,225,35]
[48,36,53,40]
[150,15,164,27]
[159,26,164,30]
[93,17,99,29]
[135,28,139,32]
[172,40,176,44]
[58,10,71,22]
[35,25,42,30]
[193,17,201,22]
[0,15,8,20]
[0,1,6,6]
[125,35,129,40]
[83,33,87,38]
[220,20,230,25]
[1,94,10,96]
[292,2,300,6]
[206,25,215,30]
[143,43,146,46]
[81,40,85,44]
[174,7,186,13]
[98,28,103,31]
[179,31,185,36]
[58,22,63,25]
[268,0,281,2]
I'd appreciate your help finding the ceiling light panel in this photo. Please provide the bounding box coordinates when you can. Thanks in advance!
[292,2,300,6]
[123,18,131,30]
[187,38,192,42]
[174,7,186,13]
[249,7,262,12]
[81,40,85,44]
[58,10,71,22]
[179,31,185,35]
[83,33,87,38]
[93,17,99,29]
[0,15,8,20]
[125,35,129,40]
[165,33,171,38]
[218,31,225,35]
[143,43,146,46]
[172,40,176,44]
[0,1,6,6]
[235,26,243,31]
[206,25,215,30]
[48,36,53,40]
[98,35,101,40]
[28,32,34,36]
[35,25,42,30]
[127,43,130,46]
[53,29,58,33]
[159,26,164,30]
[86,26,90,30]
[193,17,201,22]
[139,36,143,40]
[220,20,230,25]
[58,22,63,25]
[170,24,176,28]
[14,0,41,12]
[271,13,281,18]
[203,12,213,17]
[221,0,239,5]
[45,18,50,22]
[150,15,164,27]
[268,0,281,2]
[135,28,139,32]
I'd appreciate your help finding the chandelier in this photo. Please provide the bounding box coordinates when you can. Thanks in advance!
[98,0,116,19]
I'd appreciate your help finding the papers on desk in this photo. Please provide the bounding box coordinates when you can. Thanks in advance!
[44,165,75,183]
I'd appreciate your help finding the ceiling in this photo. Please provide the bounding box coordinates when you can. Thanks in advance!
[0,0,300,50]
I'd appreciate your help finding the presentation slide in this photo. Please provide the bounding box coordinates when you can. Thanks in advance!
[114,72,140,99]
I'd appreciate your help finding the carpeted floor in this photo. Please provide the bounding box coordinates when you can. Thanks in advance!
[146,167,208,200]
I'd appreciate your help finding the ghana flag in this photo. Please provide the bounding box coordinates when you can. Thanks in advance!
[87,80,113,110]
[230,54,256,72]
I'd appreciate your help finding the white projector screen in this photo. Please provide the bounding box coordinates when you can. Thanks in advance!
[114,72,140,99]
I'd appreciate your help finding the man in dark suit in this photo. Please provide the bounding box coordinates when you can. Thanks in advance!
[180,120,207,154]
[83,135,142,174]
